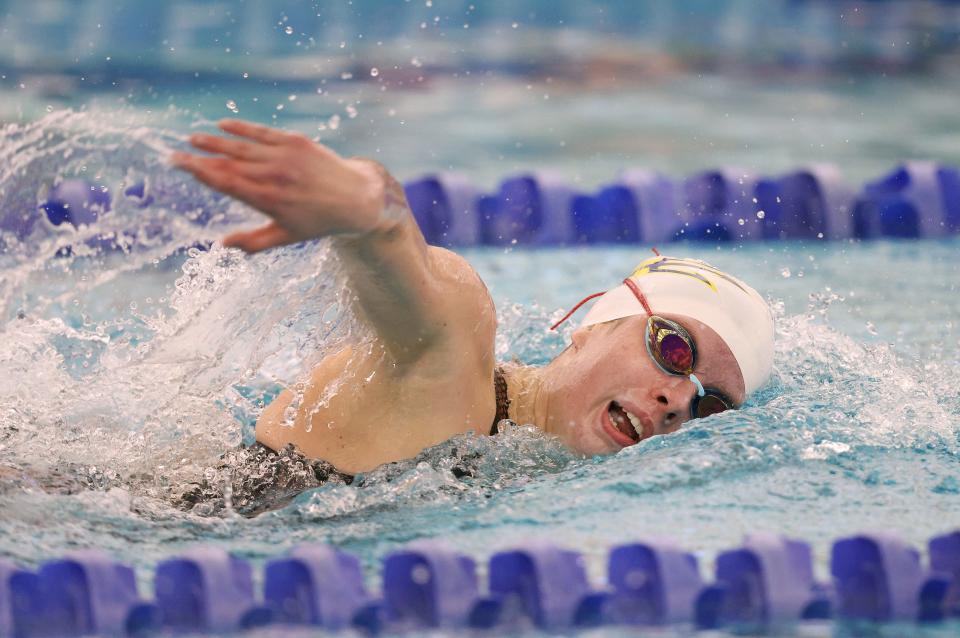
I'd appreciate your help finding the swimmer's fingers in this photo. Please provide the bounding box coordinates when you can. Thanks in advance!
[218,119,294,145]
[188,133,269,162]
[172,154,281,210]
[218,120,341,164]
[222,222,295,253]
[172,153,280,183]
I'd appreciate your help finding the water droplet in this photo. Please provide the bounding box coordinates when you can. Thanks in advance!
[411,564,431,584]
[242,72,249,79]
[276,103,284,111]
[756,210,766,219]
[737,218,745,226]
[340,71,353,80]
[284,25,294,35]
[288,94,297,101]
[45,105,53,112]
[328,114,341,130]
[225,100,239,113]
[345,105,358,118]
[866,321,879,336]
[780,267,792,278]
[370,67,379,77]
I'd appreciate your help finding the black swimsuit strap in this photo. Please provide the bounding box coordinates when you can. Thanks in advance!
[490,366,511,435]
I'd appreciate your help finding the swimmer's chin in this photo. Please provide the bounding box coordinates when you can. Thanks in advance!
[560,418,630,457]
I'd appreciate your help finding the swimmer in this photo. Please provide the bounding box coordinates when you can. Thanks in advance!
[171,120,774,477]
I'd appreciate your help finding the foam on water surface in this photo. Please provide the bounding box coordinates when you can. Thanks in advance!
[0,113,958,616]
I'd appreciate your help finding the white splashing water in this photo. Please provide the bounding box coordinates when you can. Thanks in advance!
[0,111,366,500]
[1,111,958,586]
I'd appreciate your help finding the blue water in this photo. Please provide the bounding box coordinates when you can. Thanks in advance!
[1,77,960,635]
[1,119,958,537]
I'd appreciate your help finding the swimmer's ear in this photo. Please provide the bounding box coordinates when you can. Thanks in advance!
[570,326,591,350]
[571,321,612,350]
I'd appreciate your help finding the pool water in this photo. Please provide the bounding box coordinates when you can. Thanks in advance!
[0,82,959,634]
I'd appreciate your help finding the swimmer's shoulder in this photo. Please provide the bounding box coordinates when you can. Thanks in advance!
[423,245,497,347]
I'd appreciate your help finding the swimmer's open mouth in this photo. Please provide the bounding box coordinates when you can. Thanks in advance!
[608,400,645,443]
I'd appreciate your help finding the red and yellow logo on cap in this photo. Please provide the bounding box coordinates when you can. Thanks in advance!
[629,256,748,294]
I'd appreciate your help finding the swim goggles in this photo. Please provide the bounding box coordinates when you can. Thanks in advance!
[551,277,735,420]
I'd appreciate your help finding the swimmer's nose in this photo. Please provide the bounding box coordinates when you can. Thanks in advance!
[653,377,697,432]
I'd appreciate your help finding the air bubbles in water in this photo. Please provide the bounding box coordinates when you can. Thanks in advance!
[345,105,358,119]
[284,26,294,35]
[756,210,766,219]
[780,267,792,278]
[370,67,379,77]
[225,100,239,113]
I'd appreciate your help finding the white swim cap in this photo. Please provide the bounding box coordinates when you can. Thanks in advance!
[580,255,775,396]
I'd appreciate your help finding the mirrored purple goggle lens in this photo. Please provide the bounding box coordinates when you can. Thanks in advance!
[657,332,694,373]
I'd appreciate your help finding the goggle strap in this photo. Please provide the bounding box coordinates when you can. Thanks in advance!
[622,277,654,316]
[548,291,606,331]
[548,262,656,332]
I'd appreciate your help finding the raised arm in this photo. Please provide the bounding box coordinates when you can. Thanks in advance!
[171,119,479,363]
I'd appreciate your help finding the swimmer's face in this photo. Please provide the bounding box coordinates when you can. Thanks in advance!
[546,313,746,455]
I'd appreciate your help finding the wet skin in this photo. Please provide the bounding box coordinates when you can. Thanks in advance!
[173,119,746,473]
[530,313,746,456]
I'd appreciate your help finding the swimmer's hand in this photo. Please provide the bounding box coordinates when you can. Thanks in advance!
[171,119,491,365]
[171,119,388,252]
